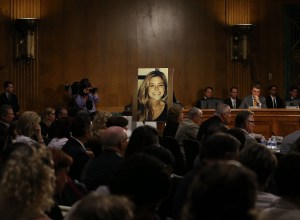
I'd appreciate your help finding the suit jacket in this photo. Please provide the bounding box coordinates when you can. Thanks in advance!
[81,150,123,191]
[239,95,267,108]
[62,137,90,181]
[0,92,20,115]
[266,95,285,108]
[223,98,242,109]
[175,118,199,146]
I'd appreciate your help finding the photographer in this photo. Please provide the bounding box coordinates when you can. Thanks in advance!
[74,78,99,113]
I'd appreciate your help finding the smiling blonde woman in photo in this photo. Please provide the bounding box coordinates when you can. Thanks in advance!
[137,70,168,121]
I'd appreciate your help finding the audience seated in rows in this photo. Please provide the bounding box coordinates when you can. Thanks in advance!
[81,126,128,191]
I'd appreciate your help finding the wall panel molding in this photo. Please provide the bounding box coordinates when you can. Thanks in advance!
[10,0,40,112]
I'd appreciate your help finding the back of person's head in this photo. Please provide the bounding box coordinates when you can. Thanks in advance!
[125,125,159,157]
[275,152,300,197]
[166,106,182,123]
[71,114,91,138]
[55,106,68,119]
[101,126,128,150]
[187,107,201,120]
[0,143,55,219]
[106,116,128,128]
[142,144,175,174]
[67,192,134,220]
[239,144,277,190]
[203,123,229,143]
[235,110,254,129]
[109,153,171,209]
[227,127,246,151]
[52,116,72,138]
[200,133,240,161]
[16,111,41,137]
[214,103,230,117]
[92,111,112,131]
[183,161,257,220]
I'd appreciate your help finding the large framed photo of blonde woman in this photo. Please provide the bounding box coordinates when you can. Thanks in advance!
[133,68,173,122]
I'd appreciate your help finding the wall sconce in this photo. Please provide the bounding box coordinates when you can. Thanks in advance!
[15,18,39,60]
[231,24,255,62]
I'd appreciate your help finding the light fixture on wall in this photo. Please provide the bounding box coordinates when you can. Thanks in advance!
[231,24,255,62]
[15,18,39,60]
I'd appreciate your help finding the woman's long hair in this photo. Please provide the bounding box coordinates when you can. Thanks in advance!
[137,70,168,121]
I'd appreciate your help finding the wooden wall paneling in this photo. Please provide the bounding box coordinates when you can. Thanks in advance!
[0,0,10,83]
[9,0,41,112]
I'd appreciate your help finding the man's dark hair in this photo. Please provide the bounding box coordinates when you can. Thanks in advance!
[71,115,91,138]
[204,86,213,92]
[3,81,13,89]
[230,86,238,92]
[0,104,13,118]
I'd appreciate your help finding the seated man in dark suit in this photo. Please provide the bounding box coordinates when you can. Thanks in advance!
[62,114,94,181]
[286,86,299,101]
[81,126,128,191]
[266,85,285,108]
[0,81,20,117]
[223,86,242,109]
[239,84,267,108]
[196,86,213,109]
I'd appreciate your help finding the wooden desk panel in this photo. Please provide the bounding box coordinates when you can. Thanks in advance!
[193,109,300,138]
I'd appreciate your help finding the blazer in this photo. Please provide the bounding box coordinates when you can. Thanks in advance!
[223,98,242,109]
[0,92,20,115]
[239,95,267,109]
[266,95,285,108]
[62,137,90,181]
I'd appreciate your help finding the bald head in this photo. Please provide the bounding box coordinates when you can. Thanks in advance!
[101,126,128,151]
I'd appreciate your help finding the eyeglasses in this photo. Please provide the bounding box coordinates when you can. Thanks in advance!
[247,120,255,124]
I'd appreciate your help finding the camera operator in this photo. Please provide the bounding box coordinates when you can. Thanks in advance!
[74,78,99,113]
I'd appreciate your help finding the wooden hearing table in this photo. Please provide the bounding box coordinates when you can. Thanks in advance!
[195,108,300,138]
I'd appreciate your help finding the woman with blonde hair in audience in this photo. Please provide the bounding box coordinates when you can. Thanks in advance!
[0,143,55,220]
[15,111,45,145]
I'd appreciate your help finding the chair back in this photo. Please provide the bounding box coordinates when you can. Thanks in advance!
[183,139,200,171]
[162,136,185,175]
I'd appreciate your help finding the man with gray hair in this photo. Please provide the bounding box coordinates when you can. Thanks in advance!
[197,103,231,141]
[81,126,128,191]
[175,107,203,147]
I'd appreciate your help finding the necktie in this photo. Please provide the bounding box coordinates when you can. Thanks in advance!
[253,99,257,107]
[7,94,11,101]
[232,100,236,109]
[273,98,277,108]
